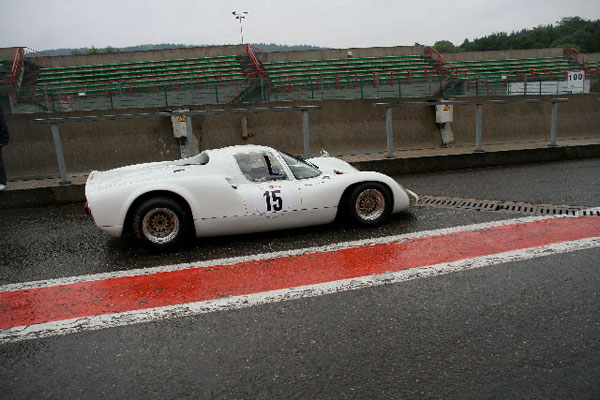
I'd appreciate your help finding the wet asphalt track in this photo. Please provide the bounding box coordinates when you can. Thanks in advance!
[1,158,599,399]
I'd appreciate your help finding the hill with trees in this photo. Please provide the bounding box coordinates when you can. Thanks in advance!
[39,17,599,56]
[434,17,600,53]
[41,43,326,56]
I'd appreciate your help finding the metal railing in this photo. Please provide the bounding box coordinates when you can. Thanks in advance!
[373,98,569,157]
[565,47,595,67]
[246,44,266,77]
[267,73,442,101]
[7,48,25,108]
[425,46,452,68]
[30,105,323,184]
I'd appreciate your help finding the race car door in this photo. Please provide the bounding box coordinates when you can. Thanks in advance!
[232,149,304,232]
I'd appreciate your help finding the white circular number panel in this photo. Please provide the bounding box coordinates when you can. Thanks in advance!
[252,184,292,219]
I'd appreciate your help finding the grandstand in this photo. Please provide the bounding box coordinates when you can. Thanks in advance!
[263,54,446,99]
[36,55,246,94]
[449,56,577,81]
[436,56,598,96]
[27,53,257,111]
[1,44,598,113]
[262,54,436,98]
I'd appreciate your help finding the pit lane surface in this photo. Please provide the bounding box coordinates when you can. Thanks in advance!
[1,159,599,399]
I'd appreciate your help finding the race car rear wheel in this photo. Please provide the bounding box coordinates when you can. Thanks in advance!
[132,197,189,250]
[348,183,391,226]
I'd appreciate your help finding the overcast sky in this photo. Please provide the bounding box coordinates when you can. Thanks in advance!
[1,0,599,51]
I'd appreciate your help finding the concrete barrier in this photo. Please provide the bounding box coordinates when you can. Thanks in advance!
[0,47,20,60]
[3,94,600,180]
[26,45,580,68]
[446,48,564,62]
[2,143,599,210]
[262,46,426,63]
[4,108,182,178]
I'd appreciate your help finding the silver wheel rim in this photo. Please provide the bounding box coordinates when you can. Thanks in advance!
[355,189,385,221]
[142,207,180,244]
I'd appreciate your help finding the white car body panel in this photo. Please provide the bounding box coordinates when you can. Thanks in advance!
[85,145,418,239]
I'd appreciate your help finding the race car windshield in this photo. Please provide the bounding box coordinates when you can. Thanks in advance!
[279,152,322,180]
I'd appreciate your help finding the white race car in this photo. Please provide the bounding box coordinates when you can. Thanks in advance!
[85,145,418,250]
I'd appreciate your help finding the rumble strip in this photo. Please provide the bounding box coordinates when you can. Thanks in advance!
[1,212,599,343]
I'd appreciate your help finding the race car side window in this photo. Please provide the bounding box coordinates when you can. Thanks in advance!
[234,152,289,182]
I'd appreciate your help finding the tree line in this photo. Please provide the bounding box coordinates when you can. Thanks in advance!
[41,43,325,56]
[434,17,600,53]
[40,16,599,56]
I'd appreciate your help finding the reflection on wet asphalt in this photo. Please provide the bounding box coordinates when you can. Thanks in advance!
[0,203,507,285]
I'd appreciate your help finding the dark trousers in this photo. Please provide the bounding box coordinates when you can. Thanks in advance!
[0,146,6,185]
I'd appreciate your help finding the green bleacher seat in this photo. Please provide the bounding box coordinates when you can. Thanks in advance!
[262,55,435,88]
[35,55,245,94]
[447,56,581,81]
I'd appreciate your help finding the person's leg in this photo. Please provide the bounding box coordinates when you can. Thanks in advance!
[0,146,7,187]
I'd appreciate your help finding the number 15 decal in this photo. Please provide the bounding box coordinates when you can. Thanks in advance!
[263,190,283,212]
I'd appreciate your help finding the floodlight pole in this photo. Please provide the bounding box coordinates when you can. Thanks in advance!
[232,11,248,44]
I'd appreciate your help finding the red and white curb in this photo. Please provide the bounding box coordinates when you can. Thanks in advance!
[1,213,599,344]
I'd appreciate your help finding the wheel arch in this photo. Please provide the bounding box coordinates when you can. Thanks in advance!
[124,190,195,236]
[335,180,394,220]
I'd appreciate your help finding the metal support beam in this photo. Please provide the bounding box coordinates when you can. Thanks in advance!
[475,103,483,152]
[386,107,394,158]
[549,102,558,147]
[375,99,569,154]
[50,124,70,184]
[302,110,310,159]
[185,113,195,156]
[31,106,324,125]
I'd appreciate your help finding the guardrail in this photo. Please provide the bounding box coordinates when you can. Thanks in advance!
[425,46,452,68]
[246,44,266,77]
[30,105,324,184]
[7,48,25,109]
[565,48,594,67]
[373,98,569,157]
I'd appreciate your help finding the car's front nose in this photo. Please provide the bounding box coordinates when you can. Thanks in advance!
[404,188,419,207]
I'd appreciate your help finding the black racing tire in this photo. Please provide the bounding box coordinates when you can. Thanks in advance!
[132,196,190,250]
[347,182,392,226]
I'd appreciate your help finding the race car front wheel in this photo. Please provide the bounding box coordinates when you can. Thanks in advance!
[348,183,391,226]
[132,197,189,250]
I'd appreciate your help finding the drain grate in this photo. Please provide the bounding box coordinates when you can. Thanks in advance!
[418,195,600,217]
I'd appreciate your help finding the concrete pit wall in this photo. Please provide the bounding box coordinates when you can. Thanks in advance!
[4,108,181,178]
[3,95,600,179]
